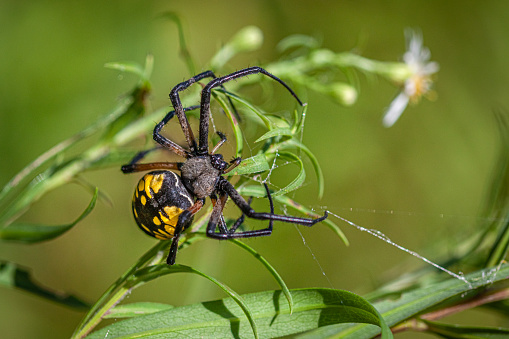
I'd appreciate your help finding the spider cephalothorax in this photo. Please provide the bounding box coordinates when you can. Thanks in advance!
[122,67,328,265]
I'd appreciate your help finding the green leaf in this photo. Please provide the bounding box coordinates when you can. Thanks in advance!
[0,188,98,243]
[0,96,133,216]
[318,264,509,338]
[0,261,89,310]
[104,302,174,319]
[255,127,294,143]
[278,139,325,198]
[222,154,270,177]
[226,91,273,129]
[423,319,509,338]
[229,239,293,313]
[104,61,146,79]
[101,82,150,142]
[126,264,259,338]
[87,288,389,339]
[72,241,170,339]
[270,151,306,196]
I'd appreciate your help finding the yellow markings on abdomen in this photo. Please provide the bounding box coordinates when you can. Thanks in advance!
[150,174,165,194]
[138,179,145,192]
[160,205,184,227]
[140,223,151,234]
[143,174,154,198]
[164,224,176,236]
[153,216,161,225]
[140,195,147,206]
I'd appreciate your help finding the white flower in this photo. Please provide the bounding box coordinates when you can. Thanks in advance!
[383,29,439,127]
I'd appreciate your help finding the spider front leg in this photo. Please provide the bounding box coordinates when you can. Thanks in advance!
[170,71,217,152]
[218,177,328,227]
[169,71,238,154]
[198,66,305,154]
[153,106,200,158]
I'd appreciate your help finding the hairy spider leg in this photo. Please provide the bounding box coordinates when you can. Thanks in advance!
[167,198,205,265]
[210,131,227,154]
[153,106,200,158]
[218,177,328,228]
[169,71,217,152]
[206,183,277,239]
[198,66,305,154]
[169,72,239,153]
[121,107,199,173]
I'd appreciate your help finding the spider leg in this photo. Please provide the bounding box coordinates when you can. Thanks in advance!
[227,197,253,234]
[169,72,237,153]
[218,177,328,227]
[198,66,305,154]
[170,71,217,152]
[167,198,205,265]
[121,145,184,173]
[210,193,228,233]
[153,106,200,158]
[206,188,274,239]
[223,157,242,174]
[210,131,227,154]
[121,162,182,174]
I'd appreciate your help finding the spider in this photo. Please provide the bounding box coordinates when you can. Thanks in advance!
[121,66,328,265]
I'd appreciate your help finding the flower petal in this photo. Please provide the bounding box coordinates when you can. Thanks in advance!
[383,92,410,128]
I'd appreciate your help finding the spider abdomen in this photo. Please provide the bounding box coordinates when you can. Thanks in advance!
[132,171,194,240]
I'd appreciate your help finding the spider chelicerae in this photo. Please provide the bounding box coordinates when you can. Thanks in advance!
[122,66,328,265]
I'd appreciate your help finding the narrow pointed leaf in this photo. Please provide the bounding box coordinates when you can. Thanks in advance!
[104,302,174,319]
[255,127,294,143]
[280,139,325,198]
[226,91,273,129]
[0,188,98,243]
[222,154,270,177]
[318,264,509,338]
[270,151,306,196]
[423,319,509,338]
[0,261,89,310]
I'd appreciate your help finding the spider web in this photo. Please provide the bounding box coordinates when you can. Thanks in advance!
[209,99,481,290]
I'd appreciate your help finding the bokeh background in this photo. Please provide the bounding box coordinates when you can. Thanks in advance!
[1,1,508,338]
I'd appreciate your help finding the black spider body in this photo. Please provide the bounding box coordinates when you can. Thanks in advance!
[122,67,328,265]
[132,170,193,240]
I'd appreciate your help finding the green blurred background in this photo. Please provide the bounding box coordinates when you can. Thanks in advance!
[1,1,508,338]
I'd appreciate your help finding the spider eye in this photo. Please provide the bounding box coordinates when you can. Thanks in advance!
[210,154,228,171]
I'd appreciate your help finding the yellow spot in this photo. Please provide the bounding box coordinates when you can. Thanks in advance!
[153,216,161,225]
[164,224,176,236]
[144,174,154,198]
[153,233,167,240]
[133,207,138,219]
[150,174,165,195]
[157,229,172,238]
[140,195,147,206]
[138,179,145,192]
[140,224,152,234]
[163,206,184,227]
[135,189,139,198]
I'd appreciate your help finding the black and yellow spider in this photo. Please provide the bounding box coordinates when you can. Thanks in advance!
[122,67,328,265]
